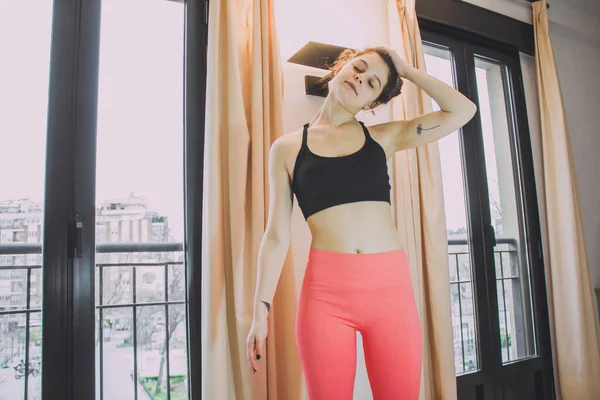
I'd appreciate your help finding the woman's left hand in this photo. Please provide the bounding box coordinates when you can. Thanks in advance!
[385,48,411,78]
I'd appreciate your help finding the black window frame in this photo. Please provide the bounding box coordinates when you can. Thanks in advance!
[420,22,553,400]
[38,1,208,399]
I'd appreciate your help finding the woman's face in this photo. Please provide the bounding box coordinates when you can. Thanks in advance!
[329,51,390,112]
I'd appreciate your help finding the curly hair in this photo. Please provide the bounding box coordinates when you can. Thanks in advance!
[317,47,403,110]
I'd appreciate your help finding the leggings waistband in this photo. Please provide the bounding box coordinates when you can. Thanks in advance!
[305,247,411,287]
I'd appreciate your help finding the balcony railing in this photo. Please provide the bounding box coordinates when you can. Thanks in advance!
[95,242,186,400]
[449,237,521,374]
[1,237,523,392]
[0,242,187,400]
[0,243,42,400]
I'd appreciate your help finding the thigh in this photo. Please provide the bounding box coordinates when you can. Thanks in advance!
[361,284,423,400]
[296,281,358,400]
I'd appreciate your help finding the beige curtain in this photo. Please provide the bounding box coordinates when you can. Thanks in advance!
[387,1,457,399]
[532,1,600,399]
[202,0,302,398]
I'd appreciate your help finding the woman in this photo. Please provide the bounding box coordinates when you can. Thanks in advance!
[246,46,477,399]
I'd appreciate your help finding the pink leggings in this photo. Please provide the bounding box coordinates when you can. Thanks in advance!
[296,248,422,400]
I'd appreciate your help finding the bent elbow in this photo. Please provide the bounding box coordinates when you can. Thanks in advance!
[264,229,291,249]
[466,102,478,118]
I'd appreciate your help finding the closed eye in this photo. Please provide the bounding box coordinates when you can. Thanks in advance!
[353,66,375,88]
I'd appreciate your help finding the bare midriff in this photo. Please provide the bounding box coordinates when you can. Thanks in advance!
[306,201,404,254]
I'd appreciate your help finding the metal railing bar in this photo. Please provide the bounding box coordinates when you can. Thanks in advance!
[96,261,182,268]
[448,237,518,246]
[0,243,42,255]
[449,279,475,284]
[133,269,138,400]
[165,264,171,400]
[0,265,42,270]
[24,268,32,399]
[455,253,467,373]
[96,242,183,253]
[99,265,104,400]
[0,242,185,255]
[96,301,185,310]
[500,254,511,362]
[0,308,42,316]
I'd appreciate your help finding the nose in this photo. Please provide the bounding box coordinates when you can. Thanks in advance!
[354,74,362,85]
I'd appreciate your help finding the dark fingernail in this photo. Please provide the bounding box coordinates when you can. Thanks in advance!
[256,354,261,360]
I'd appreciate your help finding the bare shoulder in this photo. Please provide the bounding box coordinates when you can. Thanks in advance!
[271,128,302,150]
[270,128,304,177]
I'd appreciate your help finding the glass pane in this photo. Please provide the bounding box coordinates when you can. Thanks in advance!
[27,314,42,400]
[99,308,135,400]
[137,266,166,304]
[137,305,166,396]
[94,1,188,399]
[0,2,52,399]
[168,304,188,398]
[474,56,537,362]
[168,264,185,302]
[0,314,23,399]
[101,266,133,306]
[423,43,479,374]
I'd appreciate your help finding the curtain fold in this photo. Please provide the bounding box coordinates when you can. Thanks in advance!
[202,0,302,398]
[387,1,457,399]
[532,1,600,398]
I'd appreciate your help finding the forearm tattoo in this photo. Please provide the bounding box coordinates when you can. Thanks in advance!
[416,124,440,135]
[261,300,271,313]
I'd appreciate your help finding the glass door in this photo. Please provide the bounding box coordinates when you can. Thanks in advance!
[421,30,553,400]
[1,1,207,399]
[93,1,188,399]
[421,43,480,376]
[0,2,54,399]
[465,42,553,399]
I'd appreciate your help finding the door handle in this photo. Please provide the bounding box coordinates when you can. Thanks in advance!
[68,213,83,259]
[485,224,497,247]
[75,213,83,258]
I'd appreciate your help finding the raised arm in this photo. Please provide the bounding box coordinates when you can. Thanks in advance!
[373,52,477,152]
[247,135,294,374]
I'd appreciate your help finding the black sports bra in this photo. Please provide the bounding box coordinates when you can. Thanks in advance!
[291,121,391,220]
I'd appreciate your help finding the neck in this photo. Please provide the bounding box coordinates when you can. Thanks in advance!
[309,92,358,128]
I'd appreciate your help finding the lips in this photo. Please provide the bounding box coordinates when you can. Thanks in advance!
[345,81,357,95]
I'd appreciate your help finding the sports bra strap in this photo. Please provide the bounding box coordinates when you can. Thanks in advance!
[358,120,373,140]
[302,123,309,147]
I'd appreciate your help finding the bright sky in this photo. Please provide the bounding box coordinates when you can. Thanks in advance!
[95,0,185,240]
[0,2,53,205]
[0,0,186,241]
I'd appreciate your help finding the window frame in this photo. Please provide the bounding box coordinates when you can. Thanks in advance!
[421,26,553,399]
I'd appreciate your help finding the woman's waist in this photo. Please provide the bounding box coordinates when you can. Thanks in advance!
[307,202,402,254]
[309,222,403,254]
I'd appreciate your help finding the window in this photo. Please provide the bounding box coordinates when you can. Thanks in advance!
[94,1,187,399]
[2,0,206,398]
[421,30,551,397]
